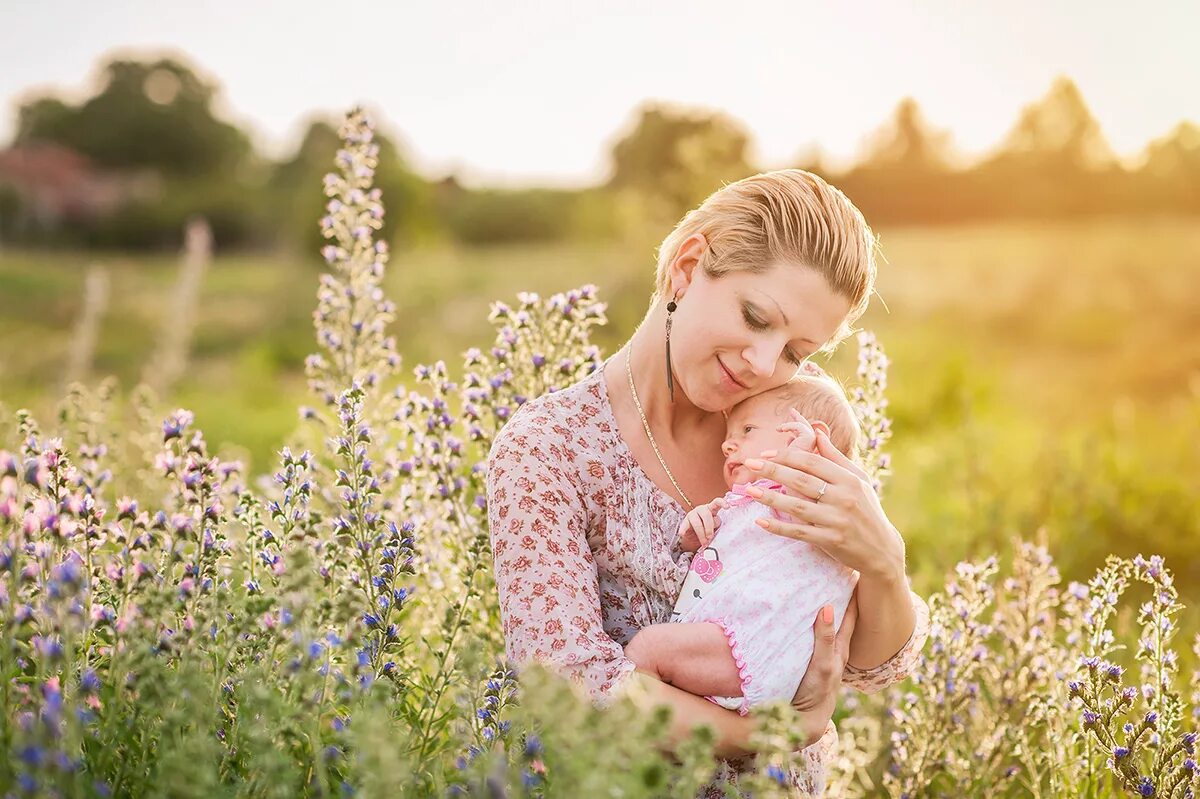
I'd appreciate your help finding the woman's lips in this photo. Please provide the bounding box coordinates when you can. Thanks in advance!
[717,357,747,390]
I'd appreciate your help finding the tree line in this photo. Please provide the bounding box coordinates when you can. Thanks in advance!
[2,56,1197,250]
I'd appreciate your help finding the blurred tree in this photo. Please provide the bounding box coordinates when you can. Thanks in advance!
[792,143,831,179]
[975,77,1123,218]
[987,76,1114,171]
[858,97,954,173]
[1143,121,1200,178]
[1141,121,1200,211]
[606,103,755,228]
[14,57,252,178]
[839,98,963,224]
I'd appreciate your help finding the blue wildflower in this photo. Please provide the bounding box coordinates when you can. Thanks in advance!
[524,735,542,757]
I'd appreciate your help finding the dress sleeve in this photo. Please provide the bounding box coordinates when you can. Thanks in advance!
[486,410,637,703]
[841,589,930,694]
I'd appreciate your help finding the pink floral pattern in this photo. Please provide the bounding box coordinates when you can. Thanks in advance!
[486,363,930,797]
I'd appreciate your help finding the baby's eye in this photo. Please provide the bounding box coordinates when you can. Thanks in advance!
[743,425,755,435]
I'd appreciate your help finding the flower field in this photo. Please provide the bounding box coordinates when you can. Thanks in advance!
[2,110,1199,797]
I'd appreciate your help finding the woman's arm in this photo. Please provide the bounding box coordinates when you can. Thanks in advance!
[843,589,929,693]
[486,415,637,697]
[626,672,830,758]
[633,603,851,757]
[846,549,917,669]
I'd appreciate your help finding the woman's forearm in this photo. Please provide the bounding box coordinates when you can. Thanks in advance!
[626,672,825,759]
[847,564,915,670]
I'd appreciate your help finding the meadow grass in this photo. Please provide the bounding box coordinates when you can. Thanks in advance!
[3,115,1200,795]
[2,217,1196,601]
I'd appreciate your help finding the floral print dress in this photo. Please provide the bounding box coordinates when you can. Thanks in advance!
[485,362,930,797]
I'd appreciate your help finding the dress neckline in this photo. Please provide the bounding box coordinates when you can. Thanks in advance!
[593,355,687,514]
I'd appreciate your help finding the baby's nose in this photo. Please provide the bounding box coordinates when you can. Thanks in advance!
[721,439,737,456]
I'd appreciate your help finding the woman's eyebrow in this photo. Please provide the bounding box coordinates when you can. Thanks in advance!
[754,290,817,346]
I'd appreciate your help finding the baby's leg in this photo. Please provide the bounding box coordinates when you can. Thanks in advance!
[625,622,743,697]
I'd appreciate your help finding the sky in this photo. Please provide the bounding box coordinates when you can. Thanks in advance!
[2,0,1198,187]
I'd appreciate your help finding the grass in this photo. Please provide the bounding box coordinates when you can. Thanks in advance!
[1,217,1198,599]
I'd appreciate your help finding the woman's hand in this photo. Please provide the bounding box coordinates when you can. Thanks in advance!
[742,425,905,582]
[791,598,857,744]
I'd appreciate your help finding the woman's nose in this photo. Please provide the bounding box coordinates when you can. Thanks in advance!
[743,345,777,378]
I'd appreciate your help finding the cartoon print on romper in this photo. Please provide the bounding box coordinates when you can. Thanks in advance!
[671,546,723,620]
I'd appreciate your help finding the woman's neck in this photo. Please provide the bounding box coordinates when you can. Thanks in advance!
[624,314,714,440]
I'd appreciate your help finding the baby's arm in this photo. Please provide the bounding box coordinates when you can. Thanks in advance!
[625,622,744,697]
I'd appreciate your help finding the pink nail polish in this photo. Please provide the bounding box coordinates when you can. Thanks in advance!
[759,449,778,458]
[746,486,763,497]
[745,459,763,470]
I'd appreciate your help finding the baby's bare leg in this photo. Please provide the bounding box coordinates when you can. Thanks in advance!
[625,622,743,697]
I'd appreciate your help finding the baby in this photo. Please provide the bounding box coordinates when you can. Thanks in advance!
[624,368,859,714]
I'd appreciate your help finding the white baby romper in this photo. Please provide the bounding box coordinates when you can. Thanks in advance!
[669,479,858,714]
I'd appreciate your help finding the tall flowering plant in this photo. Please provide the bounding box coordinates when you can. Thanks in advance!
[825,542,1200,799]
[6,104,1200,799]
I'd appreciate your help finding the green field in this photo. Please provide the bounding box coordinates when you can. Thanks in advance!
[1,217,1198,598]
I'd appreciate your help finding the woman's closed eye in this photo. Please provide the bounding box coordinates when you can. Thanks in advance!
[741,304,803,366]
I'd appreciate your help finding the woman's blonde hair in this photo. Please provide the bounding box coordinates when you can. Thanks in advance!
[654,169,879,350]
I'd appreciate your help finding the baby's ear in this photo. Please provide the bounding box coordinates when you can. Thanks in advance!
[810,420,832,440]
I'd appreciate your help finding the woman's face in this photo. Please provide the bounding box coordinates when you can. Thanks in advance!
[670,260,852,412]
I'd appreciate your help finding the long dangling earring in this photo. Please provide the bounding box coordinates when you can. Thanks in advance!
[665,290,680,402]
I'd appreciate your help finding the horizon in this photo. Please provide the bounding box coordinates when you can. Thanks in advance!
[2,0,1198,188]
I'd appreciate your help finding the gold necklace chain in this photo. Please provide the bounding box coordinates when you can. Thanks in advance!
[624,346,694,509]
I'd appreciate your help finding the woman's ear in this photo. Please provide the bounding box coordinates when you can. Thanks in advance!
[667,233,708,298]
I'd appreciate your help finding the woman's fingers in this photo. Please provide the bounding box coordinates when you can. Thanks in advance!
[754,516,838,551]
[811,605,839,681]
[744,447,843,487]
[814,429,872,484]
[747,482,843,520]
[746,469,831,503]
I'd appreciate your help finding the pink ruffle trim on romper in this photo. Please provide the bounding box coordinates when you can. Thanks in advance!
[707,617,754,716]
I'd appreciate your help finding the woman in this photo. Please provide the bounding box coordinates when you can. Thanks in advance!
[485,169,929,796]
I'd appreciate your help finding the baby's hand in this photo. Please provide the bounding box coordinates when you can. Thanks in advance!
[778,408,818,452]
[677,498,727,551]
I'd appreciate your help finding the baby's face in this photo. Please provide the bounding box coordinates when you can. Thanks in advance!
[720,394,799,487]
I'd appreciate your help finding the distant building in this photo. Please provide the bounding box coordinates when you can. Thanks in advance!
[0,143,159,233]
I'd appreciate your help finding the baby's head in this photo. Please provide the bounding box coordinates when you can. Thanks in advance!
[720,367,859,487]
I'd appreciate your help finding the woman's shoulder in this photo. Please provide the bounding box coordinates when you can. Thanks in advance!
[491,366,610,453]
[485,366,616,518]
